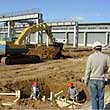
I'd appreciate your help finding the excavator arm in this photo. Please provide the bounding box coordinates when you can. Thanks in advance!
[14,23,55,45]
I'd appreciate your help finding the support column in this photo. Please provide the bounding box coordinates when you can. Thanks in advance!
[106,32,109,45]
[38,31,43,44]
[35,19,39,44]
[73,21,78,48]
[65,32,68,45]
[46,35,49,47]
[35,13,43,44]
[11,21,16,39]
[7,21,11,38]
[84,32,87,47]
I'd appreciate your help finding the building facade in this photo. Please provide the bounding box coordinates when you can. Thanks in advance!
[47,22,110,47]
[0,10,110,48]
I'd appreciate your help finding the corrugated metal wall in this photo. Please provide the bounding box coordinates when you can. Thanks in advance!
[42,32,107,46]
[87,33,106,45]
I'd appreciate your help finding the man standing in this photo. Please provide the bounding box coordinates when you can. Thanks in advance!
[85,41,110,110]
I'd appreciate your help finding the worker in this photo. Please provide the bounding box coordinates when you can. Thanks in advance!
[30,82,41,100]
[67,82,79,102]
[85,41,110,110]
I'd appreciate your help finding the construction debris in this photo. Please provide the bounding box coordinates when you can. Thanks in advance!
[54,90,63,97]
[56,96,82,108]
[47,90,83,109]
[0,90,20,106]
[48,90,63,101]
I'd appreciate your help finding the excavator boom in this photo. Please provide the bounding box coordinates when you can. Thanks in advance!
[14,23,55,45]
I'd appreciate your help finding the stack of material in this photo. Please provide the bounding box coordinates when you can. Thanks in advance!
[56,97,82,109]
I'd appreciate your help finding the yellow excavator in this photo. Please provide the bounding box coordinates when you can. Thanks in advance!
[0,23,63,64]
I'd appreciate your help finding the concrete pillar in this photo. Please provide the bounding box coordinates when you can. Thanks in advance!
[38,13,43,23]
[46,35,49,46]
[35,19,39,44]
[39,31,43,44]
[35,13,43,44]
[10,21,16,38]
[73,21,78,48]
[65,32,68,45]
[7,21,11,38]
[106,32,109,45]
[36,32,42,44]
[84,32,87,47]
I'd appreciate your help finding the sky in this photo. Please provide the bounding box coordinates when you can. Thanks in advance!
[0,0,110,23]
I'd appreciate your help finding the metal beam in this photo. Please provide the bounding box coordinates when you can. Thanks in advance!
[0,14,39,22]
[16,20,35,25]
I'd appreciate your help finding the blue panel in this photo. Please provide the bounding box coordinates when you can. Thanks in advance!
[0,43,28,55]
[0,44,6,55]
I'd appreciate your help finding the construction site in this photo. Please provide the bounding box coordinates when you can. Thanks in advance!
[0,9,110,109]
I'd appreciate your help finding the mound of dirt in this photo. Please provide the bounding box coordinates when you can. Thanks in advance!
[27,45,62,60]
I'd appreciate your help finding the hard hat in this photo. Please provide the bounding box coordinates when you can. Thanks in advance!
[92,41,102,49]
[67,82,73,87]
[33,82,39,87]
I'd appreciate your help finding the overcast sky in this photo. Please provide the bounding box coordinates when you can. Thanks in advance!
[0,0,110,23]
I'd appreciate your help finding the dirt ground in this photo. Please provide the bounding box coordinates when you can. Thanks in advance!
[0,49,110,109]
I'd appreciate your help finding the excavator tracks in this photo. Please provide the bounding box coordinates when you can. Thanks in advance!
[0,55,40,65]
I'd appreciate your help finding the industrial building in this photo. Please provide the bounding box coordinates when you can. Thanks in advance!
[0,10,110,48]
